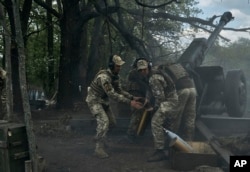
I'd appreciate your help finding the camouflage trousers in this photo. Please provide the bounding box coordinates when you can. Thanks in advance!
[169,88,197,140]
[151,96,178,150]
[86,101,116,142]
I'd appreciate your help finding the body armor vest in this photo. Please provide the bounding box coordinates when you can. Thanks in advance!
[160,63,195,90]
[150,69,175,97]
[162,63,189,82]
[90,70,119,97]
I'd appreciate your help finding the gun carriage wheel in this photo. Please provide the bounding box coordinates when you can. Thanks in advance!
[225,69,247,117]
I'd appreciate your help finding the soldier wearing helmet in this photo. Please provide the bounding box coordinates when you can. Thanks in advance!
[119,58,154,143]
[146,62,179,162]
[85,55,143,159]
[147,62,196,162]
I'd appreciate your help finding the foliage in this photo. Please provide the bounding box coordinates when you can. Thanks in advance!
[204,37,250,72]
[98,0,203,70]
[25,3,60,95]
[4,0,248,109]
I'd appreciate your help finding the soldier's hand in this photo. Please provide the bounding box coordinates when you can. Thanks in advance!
[130,100,143,110]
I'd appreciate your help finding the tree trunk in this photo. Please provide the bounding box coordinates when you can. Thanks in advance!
[4,0,23,113]
[4,0,32,113]
[79,24,88,98]
[86,17,105,85]
[11,0,38,171]
[56,0,83,108]
[0,4,14,120]
[46,0,55,98]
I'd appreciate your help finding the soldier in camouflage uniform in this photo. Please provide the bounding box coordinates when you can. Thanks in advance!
[86,55,143,159]
[0,67,7,120]
[120,59,153,143]
[164,63,197,141]
[147,64,179,162]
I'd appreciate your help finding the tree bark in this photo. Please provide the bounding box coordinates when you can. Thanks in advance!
[11,0,38,171]
[86,17,104,85]
[46,0,55,98]
[4,0,32,113]
[56,0,83,108]
[0,4,14,120]
[4,0,23,113]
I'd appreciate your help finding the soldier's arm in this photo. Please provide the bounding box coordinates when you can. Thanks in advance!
[115,77,134,100]
[149,74,165,108]
[119,87,134,100]
[100,76,132,104]
[97,74,143,110]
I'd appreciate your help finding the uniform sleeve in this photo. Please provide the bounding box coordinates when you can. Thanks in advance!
[99,75,131,104]
[120,89,134,100]
[114,78,134,100]
[149,74,166,107]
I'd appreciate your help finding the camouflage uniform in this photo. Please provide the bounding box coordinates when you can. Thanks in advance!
[163,63,197,141]
[147,67,179,162]
[86,66,134,158]
[148,70,178,151]
[0,68,7,120]
[126,67,152,139]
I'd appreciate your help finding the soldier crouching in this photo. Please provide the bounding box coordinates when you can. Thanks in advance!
[85,55,143,159]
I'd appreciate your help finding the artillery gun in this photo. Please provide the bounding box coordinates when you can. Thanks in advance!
[178,11,247,117]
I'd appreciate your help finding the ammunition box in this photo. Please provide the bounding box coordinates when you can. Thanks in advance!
[0,121,30,172]
[169,141,219,171]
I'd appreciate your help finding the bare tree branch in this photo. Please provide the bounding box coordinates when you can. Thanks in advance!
[135,0,180,8]
[34,0,61,18]
[126,9,250,34]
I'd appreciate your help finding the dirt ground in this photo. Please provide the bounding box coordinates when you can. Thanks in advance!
[31,106,225,172]
[35,134,175,172]
[32,108,175,172]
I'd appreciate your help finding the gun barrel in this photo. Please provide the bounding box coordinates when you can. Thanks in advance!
[177,12,234,69]
[205,12,233,54]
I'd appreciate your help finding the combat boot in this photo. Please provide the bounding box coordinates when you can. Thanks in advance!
[94,142,109,159]
[147,149,168,162]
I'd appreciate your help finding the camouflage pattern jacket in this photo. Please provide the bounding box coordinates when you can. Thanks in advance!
[159,63,195,90]
[86,69,133,106]
[148,69,178,108]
